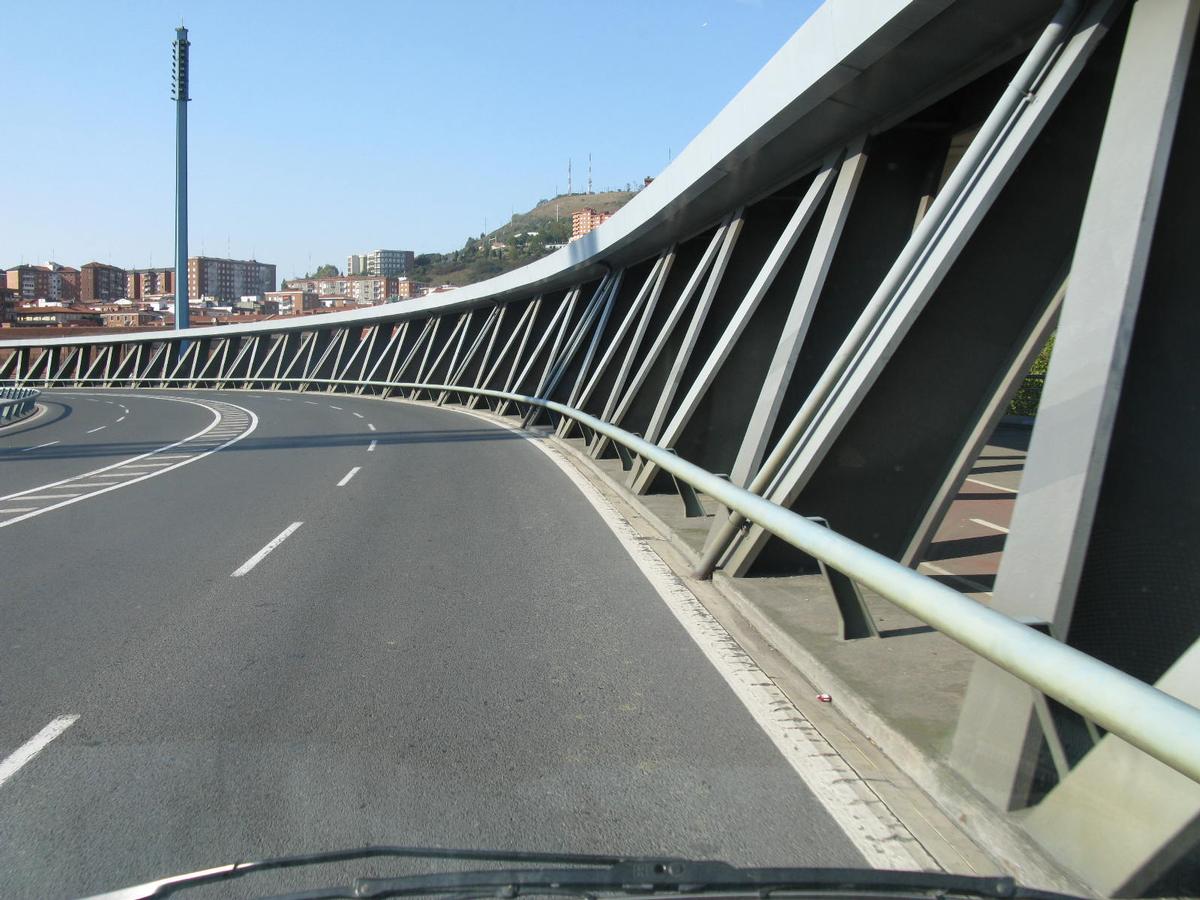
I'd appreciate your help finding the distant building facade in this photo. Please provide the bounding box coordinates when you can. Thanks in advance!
[570,208,613,242]
[265,289,319,316]
[80,262,127,302]
[187,256,276,303]
[127,268,176,300]
[283,274,423,305]
[103,310,161,328]
[5,263,80,302]
[9,305,102,327]
[346,249,415,277]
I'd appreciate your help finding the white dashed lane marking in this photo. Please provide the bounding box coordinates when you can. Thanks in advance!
[232,522,303,577]
[0,715,79,790]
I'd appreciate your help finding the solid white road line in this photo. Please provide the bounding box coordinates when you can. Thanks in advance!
[367,439,377,452]
[970,517,1010,534]
[352,412,364,418]
[329,405,343,410]
[12,494,81,500]
[965,476,1018,494]
[919,562,994,596]
[20,440,59,453]
[0,507,38,514]
[337,466,361,487]
[232,522,303,577]
[116,416,126,423]
[86,426,107,434]
[445,404,934,871]
[367,423,376,431]
[0,715,79,790]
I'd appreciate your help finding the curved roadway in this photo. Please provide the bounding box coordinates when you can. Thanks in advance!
[0,389,863,898]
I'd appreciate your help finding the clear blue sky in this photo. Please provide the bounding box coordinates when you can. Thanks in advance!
[1,0,820,279]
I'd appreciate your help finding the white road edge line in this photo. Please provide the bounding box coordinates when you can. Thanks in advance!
[232,522,303,577]
[441,403,933,872]
[367,440,377,452]
[969,517,1010,534]
[0,395,260,529]
[20,440,59,453]
[0,715,79,790]
[965,476,1018,494]
[337,466,361,487]
[918,562,994,597]
[86,426,107,434]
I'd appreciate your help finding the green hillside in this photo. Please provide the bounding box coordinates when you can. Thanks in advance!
[413,190,636,288]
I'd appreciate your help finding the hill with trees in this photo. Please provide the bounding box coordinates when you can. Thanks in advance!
[412,190,636,288]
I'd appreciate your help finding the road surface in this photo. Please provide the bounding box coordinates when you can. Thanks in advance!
[0,388,865,898]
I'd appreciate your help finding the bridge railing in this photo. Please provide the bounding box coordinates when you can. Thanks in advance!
[0,386,40,424]
[13,372,1200,793]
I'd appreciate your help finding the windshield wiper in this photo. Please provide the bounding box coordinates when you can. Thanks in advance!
[83,846,1081,900]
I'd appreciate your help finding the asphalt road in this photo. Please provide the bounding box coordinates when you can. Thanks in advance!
[0,389,863,898]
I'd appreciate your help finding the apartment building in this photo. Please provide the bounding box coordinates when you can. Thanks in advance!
[126,268,176,300]
[569,207,613,242]
[283,273,419,305]
[346,249,415,277]
[4,263,80,302]
[80,262,127,302]
[187,256,276,303]
[265,289,320,316]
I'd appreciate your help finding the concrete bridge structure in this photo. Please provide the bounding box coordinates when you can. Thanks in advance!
[2,1,1198,895]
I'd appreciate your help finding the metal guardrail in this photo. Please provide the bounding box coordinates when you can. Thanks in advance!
[0,387,40,424]
[11,376,1200,788]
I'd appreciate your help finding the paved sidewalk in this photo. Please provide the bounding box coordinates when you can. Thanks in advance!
[548,422,1064,880]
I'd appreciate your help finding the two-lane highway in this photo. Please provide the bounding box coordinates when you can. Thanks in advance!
[0,389,918,898]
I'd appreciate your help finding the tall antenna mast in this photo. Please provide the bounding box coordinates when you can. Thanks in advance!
[172,24,191,330]
[588,153,592,194]
[568,158,572,194]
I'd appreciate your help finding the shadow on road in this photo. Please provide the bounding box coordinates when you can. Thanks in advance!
[0,427,527,464]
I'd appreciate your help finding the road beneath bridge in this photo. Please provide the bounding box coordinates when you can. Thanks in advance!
[0,389,919,898]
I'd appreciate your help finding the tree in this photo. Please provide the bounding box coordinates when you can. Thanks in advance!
[313,264,339,277]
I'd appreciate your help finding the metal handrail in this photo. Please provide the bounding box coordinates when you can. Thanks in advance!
[0,386,40,424]
[12,375,1200,786]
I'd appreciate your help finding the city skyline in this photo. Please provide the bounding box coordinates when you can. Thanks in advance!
[0,0,820,279]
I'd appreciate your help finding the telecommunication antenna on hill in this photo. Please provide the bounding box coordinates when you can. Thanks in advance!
[567,158,572,194]
[588,153,592,194]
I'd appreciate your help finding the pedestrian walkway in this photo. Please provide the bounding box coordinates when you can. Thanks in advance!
[555,421,1032,774]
